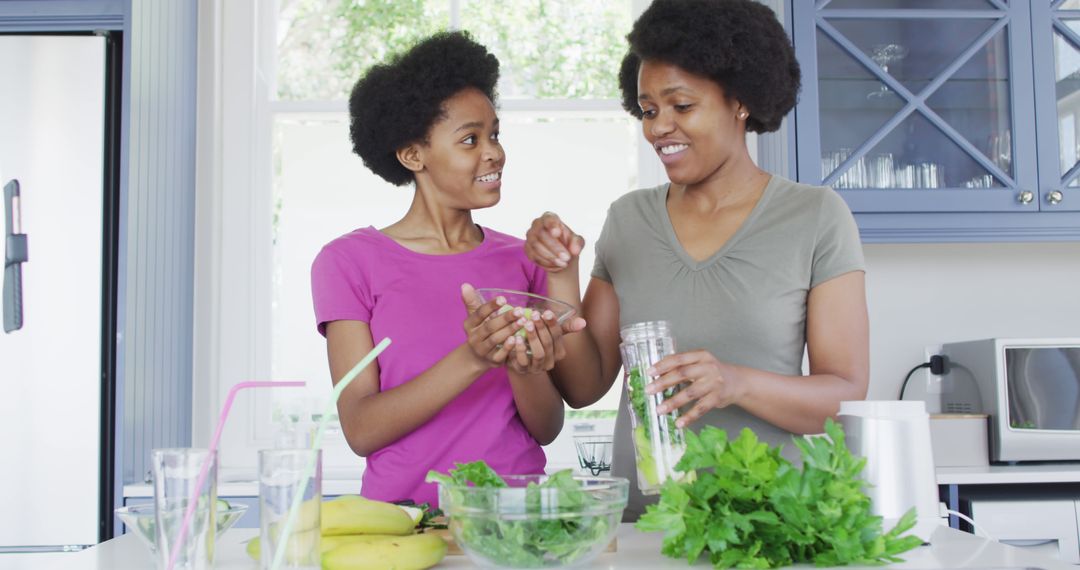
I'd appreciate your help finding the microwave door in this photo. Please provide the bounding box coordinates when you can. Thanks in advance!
[1006,347,1080,431]
[1068,350,1080,430]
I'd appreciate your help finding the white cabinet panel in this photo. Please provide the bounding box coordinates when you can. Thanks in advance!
[969,496,1079,563]
[0,35,105,549]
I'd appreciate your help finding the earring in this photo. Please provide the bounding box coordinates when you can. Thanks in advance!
[738,112,748,120]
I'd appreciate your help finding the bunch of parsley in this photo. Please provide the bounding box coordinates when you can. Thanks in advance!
[636,419,923,568]
[426,461,611,566]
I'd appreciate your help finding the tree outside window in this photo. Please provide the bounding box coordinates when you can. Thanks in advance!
[276,0,629,101]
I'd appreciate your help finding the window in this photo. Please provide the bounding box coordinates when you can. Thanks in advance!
[203,0,674,479]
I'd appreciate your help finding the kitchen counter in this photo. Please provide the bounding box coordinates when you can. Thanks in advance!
[70,522,1075,569]
[937,462,1080,485]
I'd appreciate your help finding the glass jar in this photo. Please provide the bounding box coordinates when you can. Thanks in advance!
[619,321,692,495]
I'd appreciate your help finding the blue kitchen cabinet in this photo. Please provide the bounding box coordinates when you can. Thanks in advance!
[791,0,1080,242]
[1033,1,1080,212]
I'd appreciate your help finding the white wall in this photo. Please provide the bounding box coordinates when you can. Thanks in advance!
[863,242,1080,411]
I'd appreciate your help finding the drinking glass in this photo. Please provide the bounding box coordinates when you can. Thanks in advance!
[152,448,216,570]
[259,449,322,570]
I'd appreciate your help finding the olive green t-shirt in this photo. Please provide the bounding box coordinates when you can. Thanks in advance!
[593,175,865,520]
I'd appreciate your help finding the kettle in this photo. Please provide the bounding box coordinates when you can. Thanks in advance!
[838,400,943,543]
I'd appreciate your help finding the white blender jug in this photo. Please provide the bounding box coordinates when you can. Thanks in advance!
[838,400,943,543]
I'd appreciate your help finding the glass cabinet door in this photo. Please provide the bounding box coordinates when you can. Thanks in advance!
[793,1,1038,213]
[1031,0,1080,211]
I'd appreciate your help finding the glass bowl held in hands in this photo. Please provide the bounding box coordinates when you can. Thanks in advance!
[436,474,628,568]
[114,501,248,555]
[474,288,577,359]
[474,288,577,326]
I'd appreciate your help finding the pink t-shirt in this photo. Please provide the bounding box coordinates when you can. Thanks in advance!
[310,226,548,506]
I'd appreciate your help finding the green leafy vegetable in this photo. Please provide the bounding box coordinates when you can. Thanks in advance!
[636,419,923,568]
[633,424,660,485]
[426,460,508,489]
[426,461,611,566]
[628,366,650,427]
[628,366,692,488]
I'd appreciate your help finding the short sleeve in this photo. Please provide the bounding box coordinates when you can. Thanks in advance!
[590,207,615,283]
[810,189,865,288]
[310,245,374,336]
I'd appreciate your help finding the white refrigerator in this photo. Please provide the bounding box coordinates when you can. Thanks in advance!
[0,35,108,558]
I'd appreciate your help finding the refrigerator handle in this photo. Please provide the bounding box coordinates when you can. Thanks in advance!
[4,179,28,333]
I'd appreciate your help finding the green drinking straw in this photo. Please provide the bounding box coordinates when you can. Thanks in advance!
[270,337,391,570]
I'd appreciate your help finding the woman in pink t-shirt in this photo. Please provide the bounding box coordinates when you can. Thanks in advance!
[310,31,585,507]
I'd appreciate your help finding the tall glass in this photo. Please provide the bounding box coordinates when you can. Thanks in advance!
[619,321,692,495]
[259,449,321,570]
[151,448,216,570]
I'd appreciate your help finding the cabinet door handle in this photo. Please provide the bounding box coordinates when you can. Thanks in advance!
[1017,190,1034,204]
[1047,190,1064,205]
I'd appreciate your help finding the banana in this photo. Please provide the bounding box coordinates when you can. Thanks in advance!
[322,496,415,536]
[399,505,423,526]
[245,533,426,562]
[245,526,320,565]
[249,535,448,570]
[271,498,321,534]
[244,496,425,565]
[322,533,447,570]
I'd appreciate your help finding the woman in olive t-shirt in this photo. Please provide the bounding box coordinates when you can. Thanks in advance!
[523,0,868,519]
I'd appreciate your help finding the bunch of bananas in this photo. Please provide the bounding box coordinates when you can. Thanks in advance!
[246,495,447,570]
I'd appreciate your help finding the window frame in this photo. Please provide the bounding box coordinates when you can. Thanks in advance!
[195,0,667,479]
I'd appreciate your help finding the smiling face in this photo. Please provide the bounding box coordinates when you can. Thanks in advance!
[637,60,748,187]
[408,87,505,210]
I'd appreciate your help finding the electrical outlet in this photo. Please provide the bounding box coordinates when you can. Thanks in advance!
[924,344,944,394]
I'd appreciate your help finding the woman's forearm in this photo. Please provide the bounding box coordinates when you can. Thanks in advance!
[337,344,489,456]
[735,366,869,434]
[540,269,620,407]
[507,371,565,445]
[549,331,612,408]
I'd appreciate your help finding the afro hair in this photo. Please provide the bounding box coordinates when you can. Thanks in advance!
[348,31,500,186]
[617,0,800,134]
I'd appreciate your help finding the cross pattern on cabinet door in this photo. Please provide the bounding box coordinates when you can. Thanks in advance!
[1051,1,1080,187]
[814,6,1014,190]
[819,0,1007,10]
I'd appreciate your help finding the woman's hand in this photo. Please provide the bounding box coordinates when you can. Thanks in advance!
[460,284,525,368]
[506,309,572,375]
[525,212,585,273]
[645,350,746,428]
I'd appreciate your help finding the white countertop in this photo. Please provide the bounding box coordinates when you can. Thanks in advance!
[936,462,1080,485]
[69,523,1075,569]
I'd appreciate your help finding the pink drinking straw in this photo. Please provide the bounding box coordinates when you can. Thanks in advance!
[270,338,391,570]
[166,380,305,570]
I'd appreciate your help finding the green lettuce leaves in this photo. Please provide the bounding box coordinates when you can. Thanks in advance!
[426,462,610,566]
[636,419,923,568]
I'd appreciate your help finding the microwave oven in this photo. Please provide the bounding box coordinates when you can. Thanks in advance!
[940,338,1080,463]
